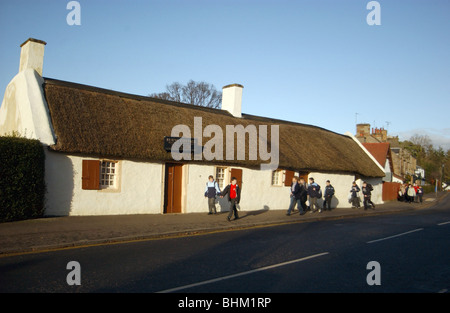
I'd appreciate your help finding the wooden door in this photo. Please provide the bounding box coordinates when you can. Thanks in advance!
[230,168,243,190]
[164,163,183,213]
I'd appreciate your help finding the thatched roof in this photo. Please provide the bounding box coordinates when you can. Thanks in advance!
[43,78,384,177]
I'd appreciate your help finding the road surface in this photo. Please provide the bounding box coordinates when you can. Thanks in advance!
[1,196,449,293]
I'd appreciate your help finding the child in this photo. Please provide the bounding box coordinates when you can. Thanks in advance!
[204,175,221,214]
[362,181,375,210]
[323,180,335,211]
[220,177,241,221]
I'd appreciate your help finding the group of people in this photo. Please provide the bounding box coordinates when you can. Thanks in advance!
[204,174,379,221]
[286,177,335,216]
[349,181,375,210]
[398,183,424,203]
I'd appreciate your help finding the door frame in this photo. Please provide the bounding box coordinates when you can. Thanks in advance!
[163,163,184,214]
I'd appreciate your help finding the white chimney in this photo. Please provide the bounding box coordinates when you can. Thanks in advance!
[19,38,47,76]
[221,84,243,118]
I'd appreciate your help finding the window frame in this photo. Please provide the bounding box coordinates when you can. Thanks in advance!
[271,169,283,186]
[99,160,120,191]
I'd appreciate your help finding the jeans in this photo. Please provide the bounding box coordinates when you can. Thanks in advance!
[227,198,239,219]
[363,196,375,209]
[208,197,217,214]
[323,195,333,210]
[287,196,303,214]
[309,197,319,212]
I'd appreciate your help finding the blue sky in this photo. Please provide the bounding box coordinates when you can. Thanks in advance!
[1,0,449,147]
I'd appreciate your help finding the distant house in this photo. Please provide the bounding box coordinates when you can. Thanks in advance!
[0,38,385,216]
[361,142,403,201]
[356,123,417,182]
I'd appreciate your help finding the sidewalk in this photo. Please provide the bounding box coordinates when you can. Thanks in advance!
[0,192,447,256]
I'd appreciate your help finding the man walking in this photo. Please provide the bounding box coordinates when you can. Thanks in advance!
[298,178,308,213]
[220,177,241,221]
[323,180,335,211]
[204,175,221,215]
[287,176,306,216]
[362,181,375,210]
[307,177,321,213]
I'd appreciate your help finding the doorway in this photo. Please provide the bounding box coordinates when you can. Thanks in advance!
[164,163,183,213]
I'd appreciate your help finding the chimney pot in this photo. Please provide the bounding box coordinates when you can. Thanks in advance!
[19,38,47,76]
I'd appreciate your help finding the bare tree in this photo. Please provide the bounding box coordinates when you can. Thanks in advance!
[150,80,221,109]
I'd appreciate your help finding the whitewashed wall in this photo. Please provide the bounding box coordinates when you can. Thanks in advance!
[44,150,163,216]
[307,172,357,208]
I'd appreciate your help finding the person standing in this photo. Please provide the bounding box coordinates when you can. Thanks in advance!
[220,177,241,221]
[413,183,419,203]
[204,175,221,215]
[287,176,305,216]
[407,184,416,203]
[350,181,361,209]
[307,177,321,213]
[362,181,375,210]
[323,180,335,211]
[417,185,424,203]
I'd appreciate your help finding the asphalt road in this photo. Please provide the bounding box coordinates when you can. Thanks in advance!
[1,197,449,294]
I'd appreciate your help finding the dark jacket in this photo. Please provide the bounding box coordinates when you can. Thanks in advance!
[307,182,321,198]
[350,185,360,197]
[291,182,303,200]
[221,184,241,203]
[324,185,335,198]
[362,184,373,196]
[204,180,220,198]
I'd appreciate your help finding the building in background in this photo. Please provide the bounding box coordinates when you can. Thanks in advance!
[356,123,418,183]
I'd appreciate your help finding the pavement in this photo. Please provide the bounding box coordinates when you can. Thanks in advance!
[0,192,448,256]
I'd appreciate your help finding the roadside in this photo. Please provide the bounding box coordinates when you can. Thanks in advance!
[0,191,448,256]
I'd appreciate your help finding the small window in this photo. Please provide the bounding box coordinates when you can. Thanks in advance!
[272,170,283,186]
[100,161,118,189]
[215,167,227,190]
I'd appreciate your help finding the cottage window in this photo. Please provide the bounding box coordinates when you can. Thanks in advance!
[215,167,227,190]
[100,161,118,189]
[272,170,283,186]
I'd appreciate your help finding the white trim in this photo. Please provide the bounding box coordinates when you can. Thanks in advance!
[344,131,386,175]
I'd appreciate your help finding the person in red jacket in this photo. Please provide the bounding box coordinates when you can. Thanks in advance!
[220,177,241,221]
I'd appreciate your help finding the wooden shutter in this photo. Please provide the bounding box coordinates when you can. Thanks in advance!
[230,168,243,189]
[284,170,294,186]
[82,160,100,190]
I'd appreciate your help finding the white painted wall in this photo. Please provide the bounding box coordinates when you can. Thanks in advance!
[355,177,384,205]
[44,150,163,216]
[0,69,55,145]
[307,172,357,208]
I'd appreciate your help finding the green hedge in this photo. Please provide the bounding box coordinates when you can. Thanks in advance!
[0,136,45,222]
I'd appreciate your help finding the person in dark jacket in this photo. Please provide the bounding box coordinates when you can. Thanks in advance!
[286,176,306,216]
[298,178,308,213]
[323,180,335,211]
[307,177,321,213]
[220,177,241,221]
[204,175,221,215]
[362,181,375,210]
[350,181,361,209]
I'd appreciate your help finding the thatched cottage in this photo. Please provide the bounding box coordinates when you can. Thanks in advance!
[0,38,385,216]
